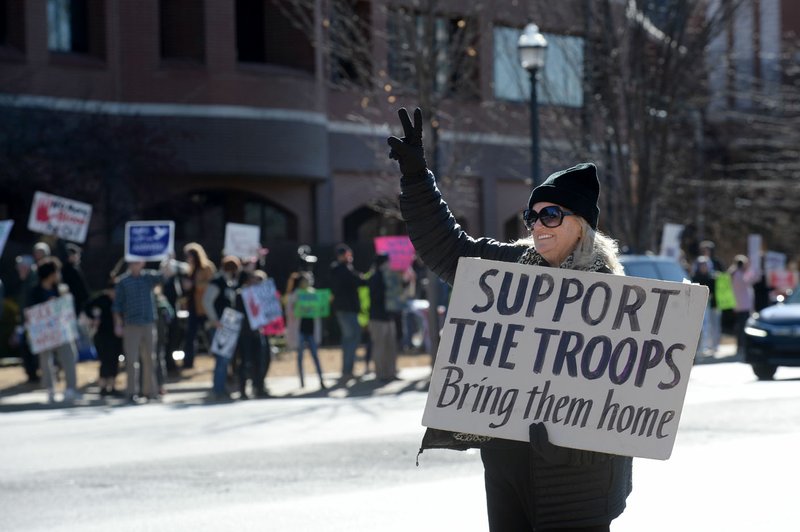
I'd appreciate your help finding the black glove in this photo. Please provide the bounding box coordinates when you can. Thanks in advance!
[387,107,428,179]
[529,422,608,467]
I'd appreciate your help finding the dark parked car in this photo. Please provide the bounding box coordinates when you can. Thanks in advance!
[618,254,689,282]
[743,289,800,380]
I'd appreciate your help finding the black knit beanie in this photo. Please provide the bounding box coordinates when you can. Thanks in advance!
[527,163,600,229]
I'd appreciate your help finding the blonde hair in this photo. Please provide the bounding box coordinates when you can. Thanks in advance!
[183,242,216,274]
[515,218,623,275]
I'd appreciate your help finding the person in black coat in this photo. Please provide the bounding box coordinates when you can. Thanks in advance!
[85,279,123,396]
[388,108,631,531]
[329,244,366,381]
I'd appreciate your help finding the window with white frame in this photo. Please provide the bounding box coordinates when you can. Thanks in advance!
[493,26,584,107]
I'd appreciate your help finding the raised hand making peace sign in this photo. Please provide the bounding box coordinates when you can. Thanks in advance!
[387,107,428,179]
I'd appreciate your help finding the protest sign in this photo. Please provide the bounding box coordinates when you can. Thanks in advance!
[658,223,684,259]
[210,308,244,359]
[0,220,13,258]
[748,234,762,277]
[224,223,261,259]
[422,257,708,460]
[124,221,175,262]
[24,294,78,354]
[714,272,736,311]
[241,279,283,330]
[262,316,286,336]
[374,235,415,271]
[764,251,786,277]
[27,191,92,243]
[294,288,331,319]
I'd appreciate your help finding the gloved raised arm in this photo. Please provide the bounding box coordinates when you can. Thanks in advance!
[387,107,429,182]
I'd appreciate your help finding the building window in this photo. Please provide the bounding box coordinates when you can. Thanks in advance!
[0,0,25,53]
[493,26,584,107]
[159,0,205,62]
[244,200,295,242]
[235,0,314,73]
[387,8,480,99]
[47,0,105,58]
[330,0,372,87]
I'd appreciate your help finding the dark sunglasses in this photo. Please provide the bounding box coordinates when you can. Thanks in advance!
[522,205,574,229]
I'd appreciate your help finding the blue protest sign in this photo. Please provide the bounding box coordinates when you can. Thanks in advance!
[125,221,175,261]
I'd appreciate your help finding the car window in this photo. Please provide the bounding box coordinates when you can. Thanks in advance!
[787,289,800,305]
[621,260,687,282]
[655,263,688,282]
[621,262,660,280]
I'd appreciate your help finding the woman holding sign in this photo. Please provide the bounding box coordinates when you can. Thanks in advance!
[388,108,631,532]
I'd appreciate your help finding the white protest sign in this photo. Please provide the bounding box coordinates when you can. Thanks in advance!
[27,191,93,243]
[241,279,282,330]
[24,294,78,354]
[210,307,244,359]
[224,223,261,259]
[659,223,684,259]
[422,257,708,460]
[124,221,175,262]
[748,234,762,276]
[764,251,785,277]
[0,219,13,258]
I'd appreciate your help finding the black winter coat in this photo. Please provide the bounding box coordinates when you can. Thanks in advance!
[400,170,632,530]
[329,261,364,313]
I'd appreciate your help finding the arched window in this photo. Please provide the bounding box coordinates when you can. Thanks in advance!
[343,206,405,243]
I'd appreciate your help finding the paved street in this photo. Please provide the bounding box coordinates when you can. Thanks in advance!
[1,351,799,532]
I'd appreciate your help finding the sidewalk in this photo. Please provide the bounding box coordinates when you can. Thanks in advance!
[0,334,740,412]
[0,347,435,412]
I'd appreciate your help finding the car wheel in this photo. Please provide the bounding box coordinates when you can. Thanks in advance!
[751,363,777,381]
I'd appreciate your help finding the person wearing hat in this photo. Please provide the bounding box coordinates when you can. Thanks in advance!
[203,255,242,400]
[32,242,51,264]
[388,108,631,531]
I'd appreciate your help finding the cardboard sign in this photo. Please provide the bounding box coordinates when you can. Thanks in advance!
[262,316,286,336]
[294,288,331,319]
[422,257,708,460]
[224,223,261,259]
[27,191,92,243]
[0,219,13,258]
[658,223,684,259]
[748,234,762,277]
[24,294,78,354]
[769,270,797,295]
[714,272,736,311]
[210,307,244,359]
[242,279,283,330]
[124,221,175,262]
[374,235,415,271]
[764,251,786,277]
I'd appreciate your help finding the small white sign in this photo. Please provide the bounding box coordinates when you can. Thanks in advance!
[241,279,282,330]
[659,223,684,259]
[24,294,78,354]
[422,258,708,460]
[27,191,93,243]
[224,223,261,259]
[210,307,244,359]
[748,234,763,277]
[0,219,13,258]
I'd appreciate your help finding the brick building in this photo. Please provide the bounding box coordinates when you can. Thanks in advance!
[0,0,590,287]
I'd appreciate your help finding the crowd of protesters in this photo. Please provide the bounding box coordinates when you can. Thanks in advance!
[1,237,434,406]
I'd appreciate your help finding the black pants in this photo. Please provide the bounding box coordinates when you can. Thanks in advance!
[481,445,610,532]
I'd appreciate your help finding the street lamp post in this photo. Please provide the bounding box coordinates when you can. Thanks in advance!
[518,23,548,187]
